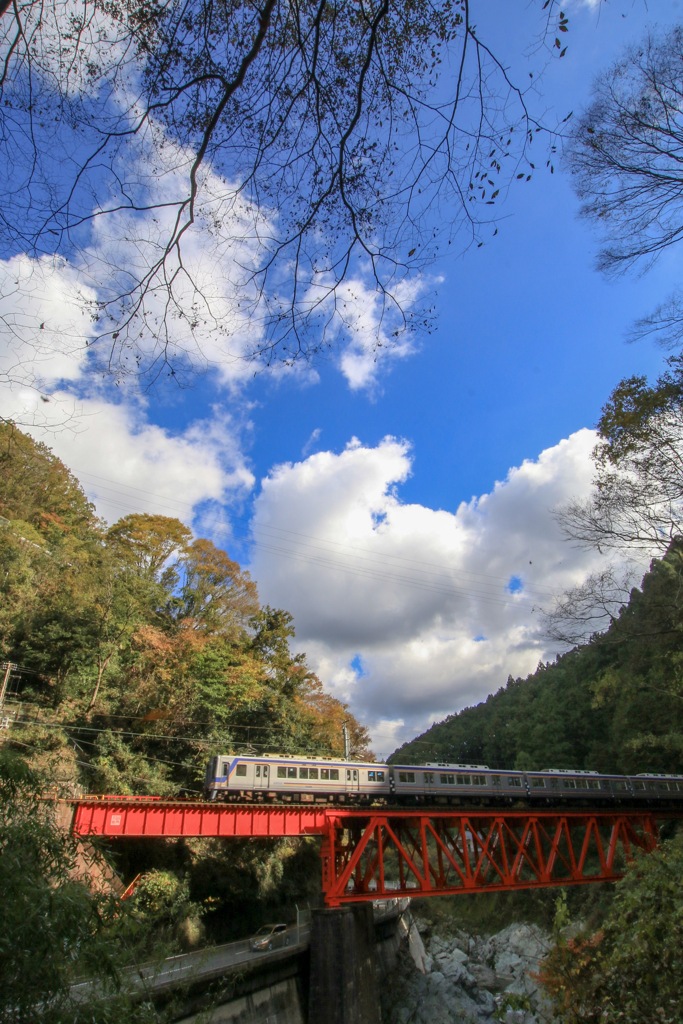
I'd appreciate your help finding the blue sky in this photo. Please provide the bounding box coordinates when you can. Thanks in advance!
[2,0,681,756]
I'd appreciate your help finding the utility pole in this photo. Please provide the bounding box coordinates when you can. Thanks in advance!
[0,662,17,710]
[342,721,350,760]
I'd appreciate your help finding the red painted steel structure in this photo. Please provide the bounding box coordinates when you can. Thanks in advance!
[71,799,674,907]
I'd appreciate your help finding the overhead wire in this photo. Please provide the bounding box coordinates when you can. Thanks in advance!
[71,466,558,608]
[9,708,281,746]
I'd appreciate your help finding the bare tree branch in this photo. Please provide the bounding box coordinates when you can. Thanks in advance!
[0,0,568,384]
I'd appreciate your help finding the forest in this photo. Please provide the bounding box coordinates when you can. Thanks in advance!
[2,417,683,1024]
[0,421,371,788]
[0,421,371,1022]
[3,5,683,1016]
[391,541,683,776]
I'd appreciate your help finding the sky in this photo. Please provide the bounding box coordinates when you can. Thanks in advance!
[1,0,682,758]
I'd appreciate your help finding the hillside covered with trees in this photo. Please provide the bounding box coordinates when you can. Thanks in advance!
[0,421,373,1020]
[0,421,370,795]
[391,541,683,776]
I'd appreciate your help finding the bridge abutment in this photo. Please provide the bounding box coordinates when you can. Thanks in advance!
[308,905,380,1024]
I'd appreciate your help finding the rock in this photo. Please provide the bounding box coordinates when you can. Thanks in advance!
[468,963,499,991]
[432,954,474,986]
[493,949,524,977]
[382,911,553,1024]
[474,987,496,1015]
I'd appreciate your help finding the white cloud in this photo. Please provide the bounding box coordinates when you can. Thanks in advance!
[248,431,654,757]
[0,255,94,397]
[335,277,422,391]
[34,398,255,528]
[0,254,255,531]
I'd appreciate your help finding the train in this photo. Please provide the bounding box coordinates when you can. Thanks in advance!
[204,753,683,807]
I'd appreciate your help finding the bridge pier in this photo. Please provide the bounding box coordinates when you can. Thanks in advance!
[308,905,380,1024]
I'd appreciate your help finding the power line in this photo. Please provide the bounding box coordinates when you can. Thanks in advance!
[70,466,558,606]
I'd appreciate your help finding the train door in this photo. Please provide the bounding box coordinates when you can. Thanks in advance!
[254,763,271,789]
[345,767,360,794]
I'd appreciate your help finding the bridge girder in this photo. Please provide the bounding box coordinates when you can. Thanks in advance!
[70,799,676,906]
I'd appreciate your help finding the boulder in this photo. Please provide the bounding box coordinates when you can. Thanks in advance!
[383,911,554,1024]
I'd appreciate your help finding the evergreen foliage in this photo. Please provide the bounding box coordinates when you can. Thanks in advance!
[0,422,371,965]
[538,834,683,1024]
[0,749,168,1024]
[392,543,683,775]
[0,423,371,800]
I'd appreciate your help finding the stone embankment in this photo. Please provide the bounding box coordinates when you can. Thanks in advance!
[383,918,555,1024]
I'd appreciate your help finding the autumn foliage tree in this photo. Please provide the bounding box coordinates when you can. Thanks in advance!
[0,425,371,797]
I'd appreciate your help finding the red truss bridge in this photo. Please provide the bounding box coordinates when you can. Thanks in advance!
[71,799,682,907]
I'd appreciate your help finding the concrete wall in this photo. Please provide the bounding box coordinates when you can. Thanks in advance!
[176,905,412,1024]
[180,977,305,1024]
[308,906,381,1024]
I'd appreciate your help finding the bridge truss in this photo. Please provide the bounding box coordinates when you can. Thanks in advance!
[72,799,675,906]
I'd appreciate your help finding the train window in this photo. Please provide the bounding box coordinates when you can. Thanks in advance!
[277,767,286,778]
[309,768,319,780]
[587,780,600,790]
[456,775,471,786]
[575,779,588,789]
[564,779,577,789]
[613,781,628,791]
[222,762,230,776]
[531,778,546,788]
[440,774,455,785]
[423,772,434,784]
[346,769,358,781]
[399,772,416,783]
[491,775,501,786]
[633,781,646,791]
[473,775,486,786]
[376,771,385,781]
[321,769,329,780]
[255,765,261,777]
[508,777,522,787]
[330,769,339,780]
[235,764,247,777]
[288,766,297,779]
[299,768,309,779]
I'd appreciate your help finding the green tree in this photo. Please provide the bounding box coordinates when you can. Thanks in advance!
[558,359,683,559]
[539,832,683,1024]
[0,749,161,1023]
[106,514,193,586]
[0,422,99,539]
[547,354,683,646]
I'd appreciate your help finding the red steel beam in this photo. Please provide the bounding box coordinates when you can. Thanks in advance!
[71,800,679,906]
[72,799,329,838]
[319,810,666,906]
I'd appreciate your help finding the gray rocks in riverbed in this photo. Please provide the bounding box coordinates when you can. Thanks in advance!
[382,917,554,1024]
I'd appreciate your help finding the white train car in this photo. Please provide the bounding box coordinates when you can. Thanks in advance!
[205,753,391,803]
[203,753,683,808]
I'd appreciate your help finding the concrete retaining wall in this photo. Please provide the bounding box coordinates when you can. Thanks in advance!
[180,977,305,1024]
